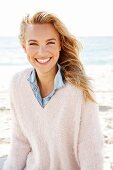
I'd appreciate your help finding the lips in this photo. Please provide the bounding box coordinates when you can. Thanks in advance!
[35,57,51,64]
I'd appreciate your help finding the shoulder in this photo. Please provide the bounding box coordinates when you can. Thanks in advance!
[9,67,33,100]
[65,82,96,105]
[10,67,33,91]
[9,67,33,103]
[65,82,83,96]
[66,83,98,116]
[64,82,84,101]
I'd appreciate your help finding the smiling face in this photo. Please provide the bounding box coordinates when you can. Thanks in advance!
[23,23,61,76]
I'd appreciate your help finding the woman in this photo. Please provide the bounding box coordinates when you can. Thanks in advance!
[3,11,103,170]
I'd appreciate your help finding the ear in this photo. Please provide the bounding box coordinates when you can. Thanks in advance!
[22,43,26,53]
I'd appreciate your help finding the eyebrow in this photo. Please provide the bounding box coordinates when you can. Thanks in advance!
[28,38,56,43]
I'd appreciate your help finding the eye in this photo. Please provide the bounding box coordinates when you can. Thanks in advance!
[29,43,38,46]
[47,41,55,45]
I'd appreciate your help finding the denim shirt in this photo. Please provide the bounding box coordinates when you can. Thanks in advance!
[27,64,65,108]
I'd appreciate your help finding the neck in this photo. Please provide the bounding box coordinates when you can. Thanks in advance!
[36,65,58,97]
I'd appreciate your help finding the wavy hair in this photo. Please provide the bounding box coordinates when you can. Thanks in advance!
[19,11,95,102]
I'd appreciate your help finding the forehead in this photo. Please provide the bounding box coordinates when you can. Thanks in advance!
[25,23,60,40]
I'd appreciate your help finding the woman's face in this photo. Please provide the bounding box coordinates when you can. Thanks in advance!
[23,23,61,75]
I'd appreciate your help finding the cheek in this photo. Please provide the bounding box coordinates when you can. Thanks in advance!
[26,47,38,58]
[47,46,60,55]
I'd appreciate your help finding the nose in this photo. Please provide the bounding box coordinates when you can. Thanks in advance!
[37,46,47,56]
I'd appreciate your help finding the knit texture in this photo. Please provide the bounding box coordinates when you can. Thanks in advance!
[3,68,103,170]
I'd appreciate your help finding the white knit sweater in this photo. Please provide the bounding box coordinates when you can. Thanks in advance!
[3,68,103,170]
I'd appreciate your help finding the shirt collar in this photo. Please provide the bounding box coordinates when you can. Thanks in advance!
[27,63,65,90]
[54,64,65,90]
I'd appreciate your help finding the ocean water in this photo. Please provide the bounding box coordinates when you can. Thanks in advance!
[0,36,113,66]
[79,36,113,65]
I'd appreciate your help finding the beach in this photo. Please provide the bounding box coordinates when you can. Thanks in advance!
[0,65,113,169]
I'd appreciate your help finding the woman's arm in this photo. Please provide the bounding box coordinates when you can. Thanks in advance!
[3,76,31,170]
[3,101,31,170]
[78,98,104,170]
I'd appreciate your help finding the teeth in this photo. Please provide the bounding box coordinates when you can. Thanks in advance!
[36,58,51,63]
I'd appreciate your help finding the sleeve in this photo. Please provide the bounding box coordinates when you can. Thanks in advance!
[2,76,31,170]
[78,98,104,170]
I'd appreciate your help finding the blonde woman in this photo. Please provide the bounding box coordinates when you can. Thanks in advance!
[3,11,103,170]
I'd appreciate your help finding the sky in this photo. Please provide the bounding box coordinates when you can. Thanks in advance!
[0,0,113,37]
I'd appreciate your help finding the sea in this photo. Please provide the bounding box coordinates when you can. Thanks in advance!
[0,36,113,66]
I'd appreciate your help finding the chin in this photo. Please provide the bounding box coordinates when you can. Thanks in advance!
[35,66,57,75]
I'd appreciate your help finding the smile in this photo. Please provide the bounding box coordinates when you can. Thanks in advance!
[36,57,51,64]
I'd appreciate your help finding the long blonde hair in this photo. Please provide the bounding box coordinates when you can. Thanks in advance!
[19,11,95,102]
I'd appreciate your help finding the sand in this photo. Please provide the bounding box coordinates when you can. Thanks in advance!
[0,65,113,169]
